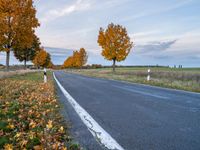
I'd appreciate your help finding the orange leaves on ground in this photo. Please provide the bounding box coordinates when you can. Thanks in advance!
[46,120,53,129]
[4,144,13,150]
[0,78,69,149]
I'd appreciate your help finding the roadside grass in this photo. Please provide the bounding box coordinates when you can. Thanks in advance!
[66,67,200,93]
[0,70,37,79]
[0,72,80,150]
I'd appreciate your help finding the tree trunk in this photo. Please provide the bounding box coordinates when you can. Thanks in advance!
[6,51,10,71]
[112,59,116,73]
[24,60,27,70]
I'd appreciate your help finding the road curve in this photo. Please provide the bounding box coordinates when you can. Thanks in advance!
[54,71,200,150]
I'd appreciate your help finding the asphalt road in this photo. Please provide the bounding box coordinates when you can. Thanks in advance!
[54,71,200,150]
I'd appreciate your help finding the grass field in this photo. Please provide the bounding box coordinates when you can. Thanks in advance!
[0,72,80,150]
[67,67,200,93]
[0,70,37,79]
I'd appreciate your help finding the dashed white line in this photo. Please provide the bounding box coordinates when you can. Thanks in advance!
[53,73,124,150]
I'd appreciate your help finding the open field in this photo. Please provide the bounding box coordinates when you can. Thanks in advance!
[66,67,200,93]
[0,72,80,150]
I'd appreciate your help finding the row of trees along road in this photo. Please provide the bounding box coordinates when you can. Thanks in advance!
[63,48,88,69]
[62,23,133,72]
[0,0,51,70]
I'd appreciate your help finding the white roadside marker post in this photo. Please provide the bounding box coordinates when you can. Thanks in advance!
[44,68,47,83]
[147,68,151,81]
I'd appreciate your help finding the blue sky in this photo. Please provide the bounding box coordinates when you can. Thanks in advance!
[0,0,200,67]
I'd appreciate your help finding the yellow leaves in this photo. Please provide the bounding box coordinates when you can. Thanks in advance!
[7,123,15,129]
[5,102,10,105]
[98,23,133,62]
[29,120,37,128]
[33,48,51,68]
[62,147,67,150]
[46,120,53,129]
[4,144,13,150]
[63,48,88,69]
[14,132,21,138]
[33,49,46,66]
[59,126,64,133]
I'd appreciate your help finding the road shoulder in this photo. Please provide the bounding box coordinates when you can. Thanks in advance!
[55,80,104,150]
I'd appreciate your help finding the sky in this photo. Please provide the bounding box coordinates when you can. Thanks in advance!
[0,0,200,67]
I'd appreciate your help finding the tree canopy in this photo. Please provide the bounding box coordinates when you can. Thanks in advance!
[98,23,133,72]
[13,34,40,68]
[33,48,52,68]
[0,0,39,70]
[63,48,88,69]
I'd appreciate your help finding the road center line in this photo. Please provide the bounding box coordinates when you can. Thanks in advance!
[53,73,124,150]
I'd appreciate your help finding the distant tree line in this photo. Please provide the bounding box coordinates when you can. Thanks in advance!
[0,2,133,72]
[62,48,88,69]
[62,23,133,72]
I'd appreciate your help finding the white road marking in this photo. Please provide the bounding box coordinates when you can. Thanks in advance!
[53,73,124,150]
[113,85,169,99]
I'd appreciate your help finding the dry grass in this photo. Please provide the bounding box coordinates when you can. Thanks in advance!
[0,70,37,79]
[66,67,200,93]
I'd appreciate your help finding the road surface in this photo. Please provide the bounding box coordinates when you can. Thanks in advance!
[54,71,200,150]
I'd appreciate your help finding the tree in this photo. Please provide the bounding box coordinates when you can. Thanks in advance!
[79,48,88,67]
[98,23,133,72]
[72,51,81,68]
[63,56,74,68]
[13,34,40,69]
[62,48,88,69]
[33,48,51,68]
[47,61,54,69]
[0,0,39,70]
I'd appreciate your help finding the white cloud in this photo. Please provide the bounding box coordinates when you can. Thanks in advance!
[169,30,200,53]
[130,30,163,45]
[41,0,91,22]
[130,29,200,60]
[121,0,194,22]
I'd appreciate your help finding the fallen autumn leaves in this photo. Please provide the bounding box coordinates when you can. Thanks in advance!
[0,73,75,150]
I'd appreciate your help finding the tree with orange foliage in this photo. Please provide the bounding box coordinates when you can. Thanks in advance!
[79,48,88,68]
[63,56,74,68]
[0,0,39,70]
[13,34,41,69]
[33,48,51,68]
[62,48,88,69]
[98,23,133,72]
[72,51,81,68]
